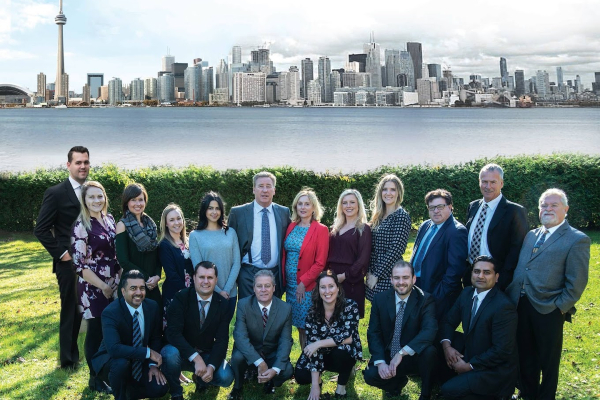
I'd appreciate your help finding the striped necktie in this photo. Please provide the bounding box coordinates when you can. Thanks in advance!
[531,228,549,255]
[390,301,406,358]
[261,208,271,265]
[262,307,268,328]
[132,310,143,381]
[469,203,489,263]
[199,300,208,327]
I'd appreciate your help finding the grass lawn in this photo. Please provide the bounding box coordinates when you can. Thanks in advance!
[0,231,598,400]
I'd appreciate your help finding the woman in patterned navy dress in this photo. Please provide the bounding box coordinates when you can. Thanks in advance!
[71,181,120,394]
[282,188,329,350]
[365,174,411,302]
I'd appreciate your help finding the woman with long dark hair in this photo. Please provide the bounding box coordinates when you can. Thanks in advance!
[189,191,240,322]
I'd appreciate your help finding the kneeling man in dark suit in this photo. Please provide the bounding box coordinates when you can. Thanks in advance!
[440,256,518,400]
[228,270,293,400]
[363,260,438,400]
[161,261,234,399]
[92,270,168,400]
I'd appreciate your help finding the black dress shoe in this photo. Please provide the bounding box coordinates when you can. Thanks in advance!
[228,387,243,400]
[89,377,113,394]
[263,380,275,394]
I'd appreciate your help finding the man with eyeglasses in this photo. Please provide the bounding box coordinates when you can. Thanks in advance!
[507,189,590,400]
[410,189,468,320]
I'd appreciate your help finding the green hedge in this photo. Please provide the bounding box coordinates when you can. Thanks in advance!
[1,154,598,232]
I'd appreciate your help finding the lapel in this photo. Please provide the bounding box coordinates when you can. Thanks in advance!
[272,203,283,246]
[462,287,475,333]
[299,221,317,258]
[63,179,80,207]
[245,203,255,248]
[529,222,569,263]
[401,289,419,332]
[487,195,507,232]
[410,221,432,263]
[188,288,202,332]
[423,217,452,262]
[467,200,483,227]
[263,298,279,339]
[386,289,397,327]
[119,297,134,335]
[467,286,497,335]
[141,302,151,346]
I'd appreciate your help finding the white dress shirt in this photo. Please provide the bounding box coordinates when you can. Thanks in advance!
[543,219,566,241]
[124,302,151,360]
[374,292,415,365]
[468,194,503,263]
[242,201,278,268]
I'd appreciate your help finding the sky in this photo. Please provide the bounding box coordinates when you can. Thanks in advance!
[2,0,600,92]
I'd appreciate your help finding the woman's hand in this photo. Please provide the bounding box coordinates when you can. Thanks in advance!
[308,383,321,400]
[220,290,230,300]
[296,282,306,303]
[146,275,160,290]
[303,341,321,358]
[366,273,378,290]
[101,283,114,299]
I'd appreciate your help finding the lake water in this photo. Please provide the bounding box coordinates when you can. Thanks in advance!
[1,107,599,172]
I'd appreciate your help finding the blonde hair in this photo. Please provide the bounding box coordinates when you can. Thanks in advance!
[369,174,405,228]
[291,188,324,223]
[159,203,188,248]
[78,181,109,231]
[331,189,368,235]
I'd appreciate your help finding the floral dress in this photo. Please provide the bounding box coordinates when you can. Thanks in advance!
[296,298,363,372]
[71,214,121,319]
[285,225,311,328]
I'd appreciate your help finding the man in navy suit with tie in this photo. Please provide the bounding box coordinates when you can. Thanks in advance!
[411,189,468,320]
[161,261,234,399]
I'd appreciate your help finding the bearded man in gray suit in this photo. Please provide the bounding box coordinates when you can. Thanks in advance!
[228,171,291,298]
[507,188,590,400]
[228,270,293,400]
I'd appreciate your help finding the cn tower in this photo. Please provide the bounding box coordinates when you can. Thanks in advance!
[54,0,67,99]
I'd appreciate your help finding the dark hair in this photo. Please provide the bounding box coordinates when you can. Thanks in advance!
[68,146,89,162]
[424,188,453,206]
[392,259,415,276]
[121,270,146,289]
[309,270,346,325]
[121,183,148,216]
[194,260,219,277]
[473,255,499,273]
[196,191,228,232]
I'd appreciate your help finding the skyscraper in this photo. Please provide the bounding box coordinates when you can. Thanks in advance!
[82,84,90,104]
[318,56,332,102]
[364,36,382,88]
[162,53,175,72]
[385,49,400,88]
[158,74,175,102]
[407,42,423,83]
[536,70,550,98]
[288,66,301,102]
[87,73,104,98]
[216,59,229,90]
[202,67,213,102]
[515,70,525,96]
[54,0,67,100]
[144,77,157,100]
[184,65,202,101]
[130,78,144,101]
[556,67,564,88]
[108,77,123,105]
[301,58,314,99]
[398,51,414,89]
[427,64,442,82]
[232,46,242,65]
[251,48,272,74]
[500,57,508,87]
[37,73,46,98]
[348,54,367,72]
[593,72,600,94]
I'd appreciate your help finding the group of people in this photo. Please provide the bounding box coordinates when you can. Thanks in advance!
[34,146,590,400]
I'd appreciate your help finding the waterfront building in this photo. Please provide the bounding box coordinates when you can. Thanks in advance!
[307,79,321,105]
[330,71,342,100]
[144,77,157,100]
[216,59,229,90]
[37,73,46,98]
[202,67,213,102]
[54,0,67,100]
[184,65,202,101]
[515,70,525,96]
[172,62,188,96]
[407,42,423,83]
[593,72,600,94]
[58,74,69,101]
[233,72,266,103]
[87,73,104,99]
[443,69,454,90]
[287,66,301,103]
[232,46,242,64]
[158,73,175,103]
[108,77,123,105]
[556,67,564,88]
[99,85,108,102]
[210,88,229,105]
[575,75,582,93]
[500,57,508,87]
[301,58,314,99]
[398,51,415,89]
[130,78,144,102]
[355,90,368,106]
[82,84,90,103]
[417,78,439,104]
[492,77,502,89]
[364,37,382,88]
[333,91,349,106]
[348,54,367,72]
[162,54,175,72]
[266,73,279,103]
[385,49,401,88]
[536,70,550,98]
[508,76,515,91]
[318,56,332,103]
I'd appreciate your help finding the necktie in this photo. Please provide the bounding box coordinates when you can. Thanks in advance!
[132,310,143,381]
[467,295,479,332]
[262,307,268,328]
[390,301,406,358]
[469,203,489,263]
[531,228,549,255]
[199,300,208,327]
[413,225,438,275]
[261,208,271,265]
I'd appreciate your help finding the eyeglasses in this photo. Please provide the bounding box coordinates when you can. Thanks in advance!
[427,204,449,212]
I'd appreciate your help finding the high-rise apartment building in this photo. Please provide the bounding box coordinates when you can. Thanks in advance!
[202,67,213,102]
[307,80,321,105]
[330,71,341,98]
[130,78,144,101]
[216,59,229,90]
[287,66,301,102]
[82,84,90,103]
[556,67,564,88]
[575,75,582,93]
[184,65,202,101]
[500,57,508,87]
[37,73,46,98]
[407,42,423,83]
[364,38,382,88]
[536,70,550,98]
[515,70,525,96]
[87,73,104,98]
[251,48,272,74]
[144,77,157,100]
[232,46,242,65]
[593,72,600,94]
[108,77,123,105]
[233,72,266,103]
[318,56,332,103]
[158,74,175,102]
[301,58,314,99]
[385,50,400,88]
[171,62,188,94]
[59,73,69,99]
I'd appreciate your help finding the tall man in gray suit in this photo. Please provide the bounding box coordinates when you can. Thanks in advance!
[507,188,590,400]
[228,171,291,298]
[228,270,294,400]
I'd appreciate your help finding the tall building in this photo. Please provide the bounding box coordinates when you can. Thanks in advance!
[515,70,525,96]
[318,56,332,103]
[593,72,600,94]
[184,65,202,101]
[162,53,175,72]
[301,58,314,99]
[575,75,582,93]
[385,49,400,87]
[364,36,382,88]
[287,66,301,102]
[202,67,213,102]
[348,54,367,72]
[37,73,46,98]
[144,77,157,100]
[232,46,242,65]
[398,51,414,89]
[171,62,188,94]
[330,70,341,98]
[108,77,123,105]
[251,48,272,74]
[87,73,104,98]
[82,84,90,103]
[407,42,423,83]
[500,57,508,87]
[216,59,229,90]
[130,78,144,101]
[536,70,550,98]
[307,80,321,105]
[556,66,564,88]
[427,64,442,82]
[59,73,69,99]
[232,72,266,103]
[54,0,67,100]
[158,74,175,102]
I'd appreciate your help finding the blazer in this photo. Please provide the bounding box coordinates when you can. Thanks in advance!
[159,240,194,303]
[34,179,80,272]
[411,215,468,317]
[92,297,162,374]
[233,295,293,371]
[281,220,330,292]
[165,287,230,368]
[465,195,528,289]
[440,286,518,397]
[506,221,590,318]
[367,287,437,363]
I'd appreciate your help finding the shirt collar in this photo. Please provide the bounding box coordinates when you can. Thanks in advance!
[258,300,273,313]
[125,300,143,316]
[544,219,566,235]
[483,193,503,211]
[253,200,273,214]
[472,287,492,301]
[395,291,410,304]
[196,293,213,303]
[68,176,82,190]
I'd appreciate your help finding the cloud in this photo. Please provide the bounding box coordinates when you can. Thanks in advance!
[12,1,56,31]
[0,48,37,60]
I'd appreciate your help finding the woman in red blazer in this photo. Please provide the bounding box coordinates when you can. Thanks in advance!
[282,188,330,349]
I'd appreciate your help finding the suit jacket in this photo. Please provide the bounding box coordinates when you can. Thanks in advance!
[165,287,230,368]
[233,295,293,371]
[92,297,162,374]
[506,221,590,317]
[412,215,468,318]
[367,287,437,363]
[440,286,518,397]
[34,179,80,272]
[465,195,528,289]
[281,220,330,292]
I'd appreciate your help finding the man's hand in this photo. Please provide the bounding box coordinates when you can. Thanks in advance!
[377,362,392,380]
[193,355,207,377]
[258,368,277,383]
[201,364,214,383]
[388,353,403,377]
[452,358,472,374]
[257,361,268,376]
[148,365,166,385]
[149,349,162,366]
[443,345,463,368]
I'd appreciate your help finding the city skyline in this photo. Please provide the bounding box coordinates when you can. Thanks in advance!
[2,0,600,90]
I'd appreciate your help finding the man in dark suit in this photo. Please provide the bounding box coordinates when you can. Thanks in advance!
[161,261,234,399]
[465,163,528,290]
[507,188,590,400]
[228,270,293,400]
[411,189,468,320]
[363,260,438,400]
[228,171,291,298]
[440,256,518,400]
[34,145,89,369]
[92,270,168,400]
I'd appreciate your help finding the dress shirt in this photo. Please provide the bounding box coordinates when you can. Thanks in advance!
[374,292,415,366]
[253,300,281,374]
[188,294,215,370]
[125,302,151,360]
[468,194,503,263]
[471,287,491,315]
[543,219,566,241]
[413,221,443,278]
[60,177,84,260]
[242,201,278,269]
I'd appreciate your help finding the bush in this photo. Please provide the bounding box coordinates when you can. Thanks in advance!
[1,154,598,232]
